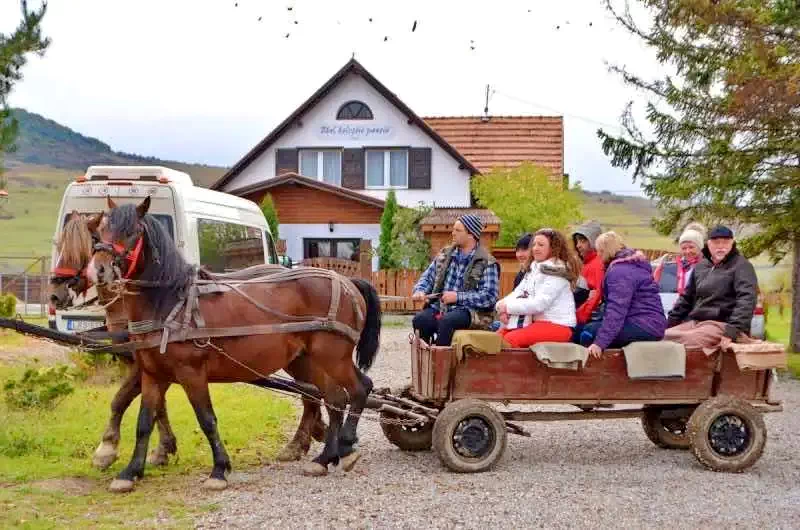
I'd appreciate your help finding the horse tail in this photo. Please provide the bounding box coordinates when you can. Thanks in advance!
[350,278,381,372]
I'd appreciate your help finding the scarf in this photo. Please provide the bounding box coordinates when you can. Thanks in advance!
[676,255,700,295]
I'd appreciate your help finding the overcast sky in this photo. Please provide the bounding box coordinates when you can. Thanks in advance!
[2,0,662,193]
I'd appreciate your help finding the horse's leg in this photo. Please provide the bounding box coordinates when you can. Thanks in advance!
[147,384,178,466]
[93,360,140,470]
[301,361,346,477]
[108,371,167,493]
[276,357,326,462]
[177,366,231,490]
[337,365,373,471]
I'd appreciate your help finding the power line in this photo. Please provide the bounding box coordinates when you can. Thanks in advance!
[491,88,627,133]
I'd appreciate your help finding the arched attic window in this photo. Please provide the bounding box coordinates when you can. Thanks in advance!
[337,100,374,120]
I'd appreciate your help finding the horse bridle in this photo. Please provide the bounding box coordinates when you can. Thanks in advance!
[93,227,145,281]
[50,232,102,295]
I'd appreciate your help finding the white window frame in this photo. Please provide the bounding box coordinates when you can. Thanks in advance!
[298,149,342,185]
[365,149,408,189]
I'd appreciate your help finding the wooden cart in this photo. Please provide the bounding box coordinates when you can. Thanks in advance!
[378,334,786,474]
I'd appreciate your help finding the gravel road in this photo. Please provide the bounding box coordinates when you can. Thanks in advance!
[197,325,800,529]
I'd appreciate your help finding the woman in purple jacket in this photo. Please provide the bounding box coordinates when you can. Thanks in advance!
[582,232,667,358]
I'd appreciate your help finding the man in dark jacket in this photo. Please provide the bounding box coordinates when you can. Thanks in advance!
[666,226,758,350]
[411,214,499,346]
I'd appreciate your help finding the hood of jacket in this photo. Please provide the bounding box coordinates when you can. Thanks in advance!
[607,248,652,274]
[572,220,602,250]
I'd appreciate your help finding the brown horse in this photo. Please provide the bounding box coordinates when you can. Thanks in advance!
[51,212,329,474]
[88,196,381,492]
[51,212,178,469]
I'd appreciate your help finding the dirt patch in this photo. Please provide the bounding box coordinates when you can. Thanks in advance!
[0,332,72,366]
[29,478,96,496]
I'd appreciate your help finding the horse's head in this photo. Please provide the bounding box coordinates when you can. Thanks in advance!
[50,210,103,309]
[88,196,149,287]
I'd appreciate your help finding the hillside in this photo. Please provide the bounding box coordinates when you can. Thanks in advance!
[2,108,227,188]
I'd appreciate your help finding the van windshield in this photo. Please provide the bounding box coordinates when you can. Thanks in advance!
[62,213,175,241]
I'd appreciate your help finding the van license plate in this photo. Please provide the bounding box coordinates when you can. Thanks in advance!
[67,320,101,332]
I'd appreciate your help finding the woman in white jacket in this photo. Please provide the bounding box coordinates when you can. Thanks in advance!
[495,228,582,348]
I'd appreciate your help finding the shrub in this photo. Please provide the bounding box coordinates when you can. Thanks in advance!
[0,293,16,317]
[3,364,75,410]
[259,193,280,241]
[379,190,398,269]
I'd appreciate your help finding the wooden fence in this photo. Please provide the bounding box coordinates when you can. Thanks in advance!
[299,257,521,313]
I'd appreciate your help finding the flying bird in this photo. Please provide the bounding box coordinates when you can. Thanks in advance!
[294,20,298,24]
[287,6,293,10]
[257,16,262,21]
[412,20,417,32]
[285,32,290,38]
[384,36,388,41]
[369,17,373,22]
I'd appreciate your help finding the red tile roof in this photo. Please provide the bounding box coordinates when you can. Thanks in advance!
[424,116,564,178]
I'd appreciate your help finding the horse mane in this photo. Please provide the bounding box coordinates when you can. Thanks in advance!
[57,216,93,268]
[107,204,193,319]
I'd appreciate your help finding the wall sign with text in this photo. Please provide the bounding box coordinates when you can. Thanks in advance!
[318,124,394,140]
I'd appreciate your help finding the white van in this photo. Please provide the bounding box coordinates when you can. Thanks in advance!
[50,165,277,333]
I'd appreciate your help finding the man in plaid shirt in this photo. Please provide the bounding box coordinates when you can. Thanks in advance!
[411,214,499,346]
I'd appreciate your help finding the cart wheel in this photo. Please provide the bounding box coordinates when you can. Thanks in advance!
[432,399,507,473]
[687,396,766,473]
[380,411,433,452]
[641,406,692,450]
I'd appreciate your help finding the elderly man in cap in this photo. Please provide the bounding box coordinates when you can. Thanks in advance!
[411,214,499,346]
[666,225,759,351]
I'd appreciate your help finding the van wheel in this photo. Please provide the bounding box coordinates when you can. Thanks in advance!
[688,396,766,473]
[641,406,692,450]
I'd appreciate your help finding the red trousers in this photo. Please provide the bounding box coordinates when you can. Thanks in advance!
[498,320,573,348]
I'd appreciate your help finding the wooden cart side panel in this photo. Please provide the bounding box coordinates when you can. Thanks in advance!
[715,352,766,398]
[451,349,718,401]
[411,340,773,403]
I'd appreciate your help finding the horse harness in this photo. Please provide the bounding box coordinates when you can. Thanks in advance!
[96,234,365,354]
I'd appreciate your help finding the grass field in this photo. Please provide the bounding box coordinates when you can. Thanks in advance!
[0,359,296,529]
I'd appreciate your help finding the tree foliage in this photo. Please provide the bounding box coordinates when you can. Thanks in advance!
[259,192,280,241]
[598,0,800,350]
[471,162,583,246]
[389,203,432,270]
[0,1,50,182]
[378,189,398,269]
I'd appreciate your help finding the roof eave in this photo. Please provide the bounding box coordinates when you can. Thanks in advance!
[210,58,479,190]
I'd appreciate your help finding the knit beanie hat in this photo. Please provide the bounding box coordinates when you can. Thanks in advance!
[678,228,705,250]
[458,214,483,241]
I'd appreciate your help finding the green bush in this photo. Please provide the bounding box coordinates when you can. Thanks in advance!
[259,193,280,241]
[3,364,75,410]
[379,190,398,269]
[0,293,16,317]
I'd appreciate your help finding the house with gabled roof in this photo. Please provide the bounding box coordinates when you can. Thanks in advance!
[211,58,564,270]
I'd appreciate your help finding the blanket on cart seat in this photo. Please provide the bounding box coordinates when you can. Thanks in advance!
[452,331,510,361]
[622,341,686,380]
[730,342,787,371]
[531,343,588,371]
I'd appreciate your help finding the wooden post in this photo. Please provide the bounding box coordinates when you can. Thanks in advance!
[40,256,47,317]
[358,240,372,279]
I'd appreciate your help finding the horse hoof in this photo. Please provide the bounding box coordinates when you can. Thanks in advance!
[202,478,228,491]
[340,451,361,472]
[275,445,304,462]
[301,462,328,477]
[147,450,169,467]
[93,442,118,470]
[108,479,135,493]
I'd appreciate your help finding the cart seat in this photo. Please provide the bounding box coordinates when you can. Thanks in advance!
[531,342,588,370]
[622,341,686,380]
[452,330,510,361]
